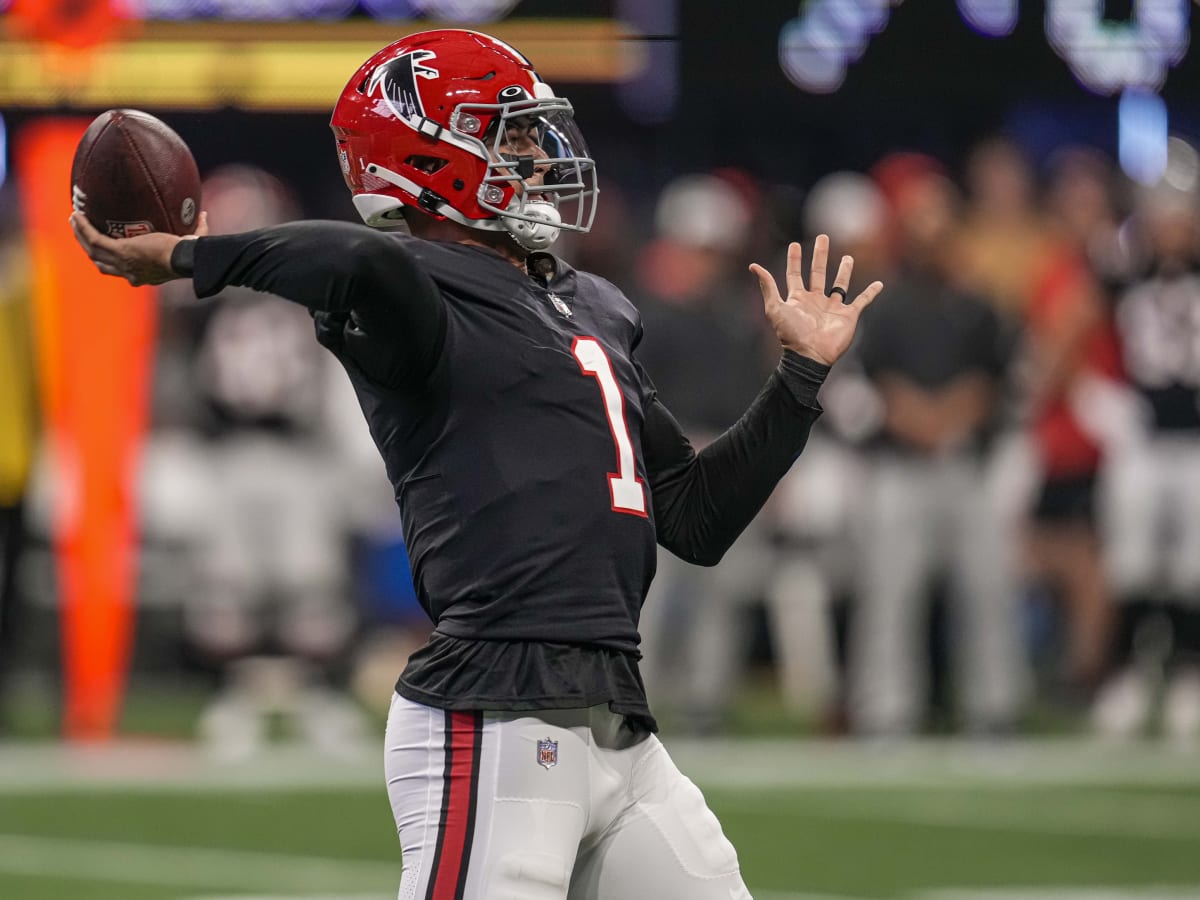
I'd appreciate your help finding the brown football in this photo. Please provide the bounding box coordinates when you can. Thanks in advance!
[70,109,202,239]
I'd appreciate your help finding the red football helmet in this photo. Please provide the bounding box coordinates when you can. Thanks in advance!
[330,29,597,251]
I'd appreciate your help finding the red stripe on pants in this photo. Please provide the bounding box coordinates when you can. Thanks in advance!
[430,711,479,900]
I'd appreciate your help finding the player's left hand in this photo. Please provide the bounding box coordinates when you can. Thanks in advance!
[750,235,882,367]
[69,210,209,287]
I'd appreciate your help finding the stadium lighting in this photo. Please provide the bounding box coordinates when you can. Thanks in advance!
[1046,0,1189,95]
[1119,88,1168,185]
[778,0,892,94]
[959,0,1018,37]
[616,0,678,123]
[778,1,1190,97]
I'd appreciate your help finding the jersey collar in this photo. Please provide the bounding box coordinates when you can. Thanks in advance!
[526,251,577,297]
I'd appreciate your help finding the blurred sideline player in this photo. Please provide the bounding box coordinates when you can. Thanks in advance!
[1093,137,1200,741]
[0,209,35,727]
[1016,148,1123,695]
[145,166,366,759]
[632,172,776,733]
[849,155,1024,735]
[71,29,881,899]
[764,171,891,724]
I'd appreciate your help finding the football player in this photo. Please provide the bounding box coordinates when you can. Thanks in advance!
[70,29,881,900]
[1094,138,1200,741]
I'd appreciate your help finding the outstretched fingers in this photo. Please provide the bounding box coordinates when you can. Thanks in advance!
[784,241,805,297]
[831,255,854,301]
[749,262,782,306]
[808,234,829,296]
[851,280,885,311]
[753,237,882,315]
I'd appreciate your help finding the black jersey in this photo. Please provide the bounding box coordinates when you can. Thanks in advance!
[329,236,657,650]
[174,221,827,730]
[1114,264,1200,432]
[857,273,1012,455]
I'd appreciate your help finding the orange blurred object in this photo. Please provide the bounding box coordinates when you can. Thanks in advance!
[8,0,137,50]
[17,118,156,740]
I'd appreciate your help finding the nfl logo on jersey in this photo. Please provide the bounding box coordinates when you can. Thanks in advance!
[547,292,572,318]
[537,737,558,769]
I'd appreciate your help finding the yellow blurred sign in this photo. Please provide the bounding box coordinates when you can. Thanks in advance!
[0,19,646,110]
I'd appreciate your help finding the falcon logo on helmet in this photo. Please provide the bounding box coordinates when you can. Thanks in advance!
[365,49,439,122]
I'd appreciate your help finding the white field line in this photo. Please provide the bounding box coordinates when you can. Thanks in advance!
[716,795,1200,842]
[0,835,861,900]
[3,738,1200,793]
[927,892,1200,899]
[669,738,1200,790]
[756,893,868,900]
[0,834,398,893]
[187,895,862,900]
[184,894,853,900]
[0,743,382,794]
[708,892,1200,900]
[1,833,1194,900]
[179,889,1200,900]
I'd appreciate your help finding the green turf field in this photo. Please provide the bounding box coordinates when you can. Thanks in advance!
[1,740,1198,900]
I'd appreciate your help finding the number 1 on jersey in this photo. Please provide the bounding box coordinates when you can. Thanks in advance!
[572,337,648,517]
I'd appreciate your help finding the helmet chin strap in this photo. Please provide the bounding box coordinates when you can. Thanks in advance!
[501,200,562,251]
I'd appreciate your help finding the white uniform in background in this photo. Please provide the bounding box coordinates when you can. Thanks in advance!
[1095,265,1200,740]
[850,441,1028,734]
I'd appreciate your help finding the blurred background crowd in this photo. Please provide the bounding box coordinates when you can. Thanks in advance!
[1,0,1200,755]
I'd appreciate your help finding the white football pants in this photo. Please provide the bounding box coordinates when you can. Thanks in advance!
[848,451,1027,734]
[384,693,753,900]
[1102,435,1200,603]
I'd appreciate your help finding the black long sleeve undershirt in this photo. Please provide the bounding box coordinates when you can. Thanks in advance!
[644,352,826,566]
[172,221,447,386]
[173,222,827,568]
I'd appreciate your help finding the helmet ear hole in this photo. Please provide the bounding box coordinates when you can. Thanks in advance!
[405,155,449,174]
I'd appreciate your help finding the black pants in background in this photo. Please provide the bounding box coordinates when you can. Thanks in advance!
[0,501,26,717]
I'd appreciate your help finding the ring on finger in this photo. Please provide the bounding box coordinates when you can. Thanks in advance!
[828,285,848,301]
